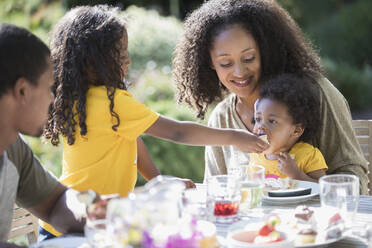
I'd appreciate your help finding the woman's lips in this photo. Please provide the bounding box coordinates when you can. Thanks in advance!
[230,76,253,87]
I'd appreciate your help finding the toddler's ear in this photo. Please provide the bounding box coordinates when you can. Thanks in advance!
[292,124,304,138]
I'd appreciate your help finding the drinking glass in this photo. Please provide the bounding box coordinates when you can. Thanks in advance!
[239,165,265,216]
[84,219,112,248]
[319,174,359,227]
[182,186,207,220]
[207,175,241,223]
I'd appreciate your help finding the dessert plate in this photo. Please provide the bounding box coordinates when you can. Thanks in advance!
[263,180,319,205]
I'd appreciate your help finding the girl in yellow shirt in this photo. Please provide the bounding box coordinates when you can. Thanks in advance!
[40,5,269,238]
[250,74,328,182]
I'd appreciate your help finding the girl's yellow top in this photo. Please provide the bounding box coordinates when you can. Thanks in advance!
[41,86,159,235]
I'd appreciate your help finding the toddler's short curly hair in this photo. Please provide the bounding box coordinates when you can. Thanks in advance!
[258,74,320,142]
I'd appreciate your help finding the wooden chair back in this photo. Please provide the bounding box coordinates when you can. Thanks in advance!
[8,204,38,244]
[352,120,372,194]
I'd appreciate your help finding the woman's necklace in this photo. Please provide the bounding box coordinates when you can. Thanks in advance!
[235,98,255,132]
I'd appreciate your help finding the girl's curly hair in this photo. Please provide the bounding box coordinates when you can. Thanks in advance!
[173,0,323,120]
[44,5,128,146]
[258,74,320,143]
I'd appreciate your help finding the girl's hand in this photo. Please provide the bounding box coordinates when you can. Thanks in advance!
[277,152,301,179]
[175,178,196,189]
[232,130,270,153]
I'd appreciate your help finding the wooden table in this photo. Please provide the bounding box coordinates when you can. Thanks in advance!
[214,195,372,247]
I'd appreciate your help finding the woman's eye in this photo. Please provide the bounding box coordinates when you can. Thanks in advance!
[220,63,232,67]
[243,55,255,63]
[269,119,277,124]
[255,117,261,122]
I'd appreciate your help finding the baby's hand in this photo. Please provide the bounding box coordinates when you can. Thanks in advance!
[232,130,269,153]
[277,152,301,178]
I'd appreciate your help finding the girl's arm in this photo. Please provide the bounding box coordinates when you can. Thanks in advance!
[144,116,268,153]
[137,137,160,181]
[137,137,196,188]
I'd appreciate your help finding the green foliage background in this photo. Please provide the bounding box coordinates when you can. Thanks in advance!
[1,0,371,188]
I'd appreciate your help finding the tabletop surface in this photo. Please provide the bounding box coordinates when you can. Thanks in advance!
[214,194,372,248]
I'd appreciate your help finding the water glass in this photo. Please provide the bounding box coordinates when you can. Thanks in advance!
[319,174,359,227]
[85,219,111,248]
[239,165,265,215]
[207,175,241,223]
[182,185,207,220]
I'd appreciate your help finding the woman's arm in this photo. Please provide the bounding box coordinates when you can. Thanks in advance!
[314,77,369,194]
[144,116,268,153]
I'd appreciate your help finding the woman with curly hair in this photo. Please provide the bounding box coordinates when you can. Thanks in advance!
[251,74,327,182]
[40,4,268,238]
[173,0,368,191]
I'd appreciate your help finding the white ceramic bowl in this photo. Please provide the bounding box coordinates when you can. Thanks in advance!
[227,230,294,248]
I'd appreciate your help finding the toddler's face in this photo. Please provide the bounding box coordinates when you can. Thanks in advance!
[253,98,302,154]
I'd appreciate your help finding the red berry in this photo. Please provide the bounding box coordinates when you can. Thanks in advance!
[329,213,342,225]
[258,224,274,236]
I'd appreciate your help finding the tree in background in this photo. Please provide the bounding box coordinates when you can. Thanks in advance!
[1,0,371,186]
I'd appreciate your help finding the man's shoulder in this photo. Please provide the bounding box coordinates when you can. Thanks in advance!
[6,135,30,171]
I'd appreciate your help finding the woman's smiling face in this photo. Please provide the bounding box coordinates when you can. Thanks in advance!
[209,24,261,98]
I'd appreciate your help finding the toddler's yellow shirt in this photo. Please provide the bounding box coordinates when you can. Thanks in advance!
[250,142,328,178]
[41,86,159,235]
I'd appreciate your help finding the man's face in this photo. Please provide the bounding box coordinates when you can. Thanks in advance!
[17,58,54,137]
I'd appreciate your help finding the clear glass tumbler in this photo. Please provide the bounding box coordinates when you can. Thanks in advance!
[319,174,359,227]
[207,175,241,223]
[239,165,265,216]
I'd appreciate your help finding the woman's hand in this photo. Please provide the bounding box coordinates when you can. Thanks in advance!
[231,130,270,153]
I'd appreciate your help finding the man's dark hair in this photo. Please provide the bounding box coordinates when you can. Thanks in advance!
[0,23,50,96]
[258,74,320,143]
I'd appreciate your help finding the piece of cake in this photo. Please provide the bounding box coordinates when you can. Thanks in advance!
[296,228,317,244]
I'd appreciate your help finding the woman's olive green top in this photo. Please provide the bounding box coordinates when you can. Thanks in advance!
[205,77,369,194]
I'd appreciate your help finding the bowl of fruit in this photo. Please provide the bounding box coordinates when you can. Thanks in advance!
[227,216,294,248]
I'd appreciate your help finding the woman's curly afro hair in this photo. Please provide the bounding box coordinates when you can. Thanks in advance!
[173,0,323,119]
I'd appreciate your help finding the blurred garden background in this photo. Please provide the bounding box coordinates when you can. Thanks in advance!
[1,0,371,185]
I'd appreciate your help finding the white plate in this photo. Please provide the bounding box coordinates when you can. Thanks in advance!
[296,236,342,248]
[227,218,342,248]
[263,180,319,205]
[30,236,87,248]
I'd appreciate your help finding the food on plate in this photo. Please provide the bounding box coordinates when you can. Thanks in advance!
[325,213,344,240]
[296,228,317,244]
[279,205,345,246]
[231,215,285,244]
[264,178,299,194]
[294,205,315,224]
[328,212,343,226]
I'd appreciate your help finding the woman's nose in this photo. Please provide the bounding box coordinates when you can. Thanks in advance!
[232,63,246,77]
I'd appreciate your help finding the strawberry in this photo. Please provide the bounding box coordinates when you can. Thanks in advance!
[258,224,274,236]
[329,213,342,226]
